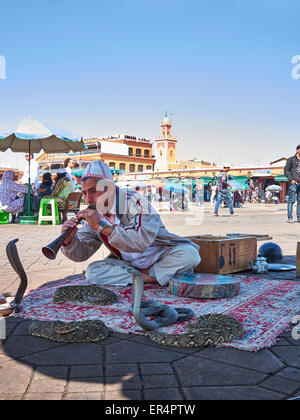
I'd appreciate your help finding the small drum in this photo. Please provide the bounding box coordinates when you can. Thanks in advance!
[169,273,241,299]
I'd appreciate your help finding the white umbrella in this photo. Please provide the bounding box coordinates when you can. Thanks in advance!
[266,185,282,192]
[0,117,85,221]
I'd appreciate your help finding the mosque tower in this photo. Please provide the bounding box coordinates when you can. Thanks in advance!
[154,112,178,172]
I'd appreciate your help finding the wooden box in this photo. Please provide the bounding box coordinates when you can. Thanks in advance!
[186,235,257,275]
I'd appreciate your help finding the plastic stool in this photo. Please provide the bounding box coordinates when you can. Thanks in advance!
[0,210,9,224]
[38,199,60,225]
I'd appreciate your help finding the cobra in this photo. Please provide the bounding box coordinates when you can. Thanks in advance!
[3,239,28,315]
[127,267,194,330]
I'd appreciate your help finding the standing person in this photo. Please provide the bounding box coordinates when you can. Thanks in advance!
[209,181,218,206]
[214,165,235,216]
[20,153,40,190]
[284,145,300,222]
[194,185,201,206]
[63,158,77,185]
[233,190,243,208]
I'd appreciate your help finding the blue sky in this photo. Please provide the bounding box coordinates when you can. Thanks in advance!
[1,0,300,168]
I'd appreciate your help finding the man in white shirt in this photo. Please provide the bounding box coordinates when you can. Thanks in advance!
[63,158,77,184]
[20,153,40,190]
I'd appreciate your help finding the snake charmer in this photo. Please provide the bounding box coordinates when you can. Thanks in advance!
[60,161,201,287]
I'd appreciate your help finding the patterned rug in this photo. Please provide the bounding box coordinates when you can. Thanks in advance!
[14,275,300,352]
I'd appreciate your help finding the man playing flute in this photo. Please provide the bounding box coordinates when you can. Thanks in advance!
[61,161,200,287]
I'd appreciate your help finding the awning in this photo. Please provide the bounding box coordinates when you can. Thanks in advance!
[232,176,249,182]
[275,174,288,182]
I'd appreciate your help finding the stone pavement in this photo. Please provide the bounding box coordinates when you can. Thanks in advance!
[1,203,300,400]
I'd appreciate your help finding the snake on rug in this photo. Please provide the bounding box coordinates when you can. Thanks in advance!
[4,239,243,346]
[53,285,118,305]
[127,267,194,330]
[148,313,244,347]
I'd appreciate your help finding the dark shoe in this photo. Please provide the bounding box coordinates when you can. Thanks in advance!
[10,214,16,224]
[214,213,219,217]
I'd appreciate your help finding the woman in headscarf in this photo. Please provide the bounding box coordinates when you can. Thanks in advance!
[0,171,29,219]
[36,172,53,199]
[45,168,75,210]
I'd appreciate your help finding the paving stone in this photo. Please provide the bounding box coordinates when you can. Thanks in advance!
[0,394,23,400]
[110,331,132,340]
[271,346,300,368]
[0,353,12,365]
[70,364,104,378]
[104,390,142,400]
[274,337,293,346]
[173,356,267,387]
[142,374,179,389]
[64,392,103,400]
[105,364,138,377]
[286,333,300,346]
[105,340,183,364]
[105,374,142,391]
[276,367,300,382]
[27,370,67,394]
[183,386,285,400]
[12,320,34,335]
[24,393,63,400]
[140,363,173,375]
[0,361,33,394]
[143,388,183,400]
[2,335,65,359]
[260,375,300,395]
[20,343,104,365]
[194,347,284,374]
[67,378,105,393]
[36,365,69,379]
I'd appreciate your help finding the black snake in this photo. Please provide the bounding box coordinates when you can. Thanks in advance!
[3,239,28,314]
[4,239,243,347]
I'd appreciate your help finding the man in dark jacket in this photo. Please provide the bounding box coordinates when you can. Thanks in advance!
[284,145,300,222]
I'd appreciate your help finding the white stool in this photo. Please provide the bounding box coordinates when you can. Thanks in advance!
[38,198,60,225]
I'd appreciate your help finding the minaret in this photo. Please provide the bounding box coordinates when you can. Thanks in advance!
[154,112,178,172]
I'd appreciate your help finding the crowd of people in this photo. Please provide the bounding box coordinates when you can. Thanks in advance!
[0,156,77,222]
